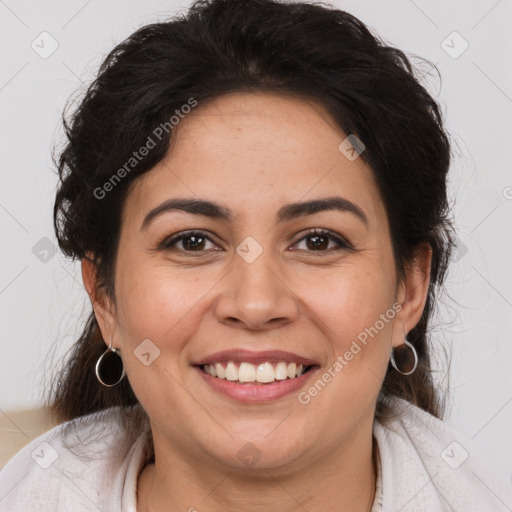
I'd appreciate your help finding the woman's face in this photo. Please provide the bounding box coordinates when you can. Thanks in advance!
[86,92,430,473]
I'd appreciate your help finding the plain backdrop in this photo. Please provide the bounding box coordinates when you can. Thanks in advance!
[1,0,511,480]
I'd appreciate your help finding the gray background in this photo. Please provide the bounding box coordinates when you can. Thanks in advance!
[1,0,511,479]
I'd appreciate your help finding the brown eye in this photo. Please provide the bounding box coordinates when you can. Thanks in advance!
[180,234,207,251]
[160,231,218,252]
[292,229,350,252]
[305,234,330,250]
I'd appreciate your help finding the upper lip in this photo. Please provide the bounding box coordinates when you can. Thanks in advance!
[193,349,320,367]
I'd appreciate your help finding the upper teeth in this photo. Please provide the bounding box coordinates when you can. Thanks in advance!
[203,362,307,383]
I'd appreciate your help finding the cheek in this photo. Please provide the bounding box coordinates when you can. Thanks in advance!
[300,261,396,342]
[296,268,398,411]
[112,263,209,418]
[113,259,210,354]
[284,266,399,437]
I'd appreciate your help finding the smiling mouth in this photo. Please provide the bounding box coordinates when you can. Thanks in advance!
[197,361,315,385]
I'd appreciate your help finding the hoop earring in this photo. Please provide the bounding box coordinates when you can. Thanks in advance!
[95,337,126,387]
[390,338,418,376]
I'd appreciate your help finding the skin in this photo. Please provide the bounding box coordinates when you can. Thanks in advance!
[82,92,431,512]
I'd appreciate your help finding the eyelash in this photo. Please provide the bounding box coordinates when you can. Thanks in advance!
[158,228,351,254]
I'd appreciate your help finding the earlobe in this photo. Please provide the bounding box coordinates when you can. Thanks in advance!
[393,243,432,347]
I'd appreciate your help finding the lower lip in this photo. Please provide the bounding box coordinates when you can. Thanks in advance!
[194,366,319,403]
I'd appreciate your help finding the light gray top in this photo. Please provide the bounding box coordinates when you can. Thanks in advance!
[0,398,510,511]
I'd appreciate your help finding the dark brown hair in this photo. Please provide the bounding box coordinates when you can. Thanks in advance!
[48,0,454,430]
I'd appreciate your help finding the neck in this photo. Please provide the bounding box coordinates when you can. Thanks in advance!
[137,427,378,512]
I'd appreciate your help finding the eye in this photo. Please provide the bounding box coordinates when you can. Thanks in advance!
[291,228,350,252]
[159,230,220,253]
[158,228,351,255]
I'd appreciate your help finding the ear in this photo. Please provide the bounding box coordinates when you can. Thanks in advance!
[81,253,118,348]
[393,243,432,348]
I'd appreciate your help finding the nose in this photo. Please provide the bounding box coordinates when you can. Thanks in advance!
[213,249,300,331]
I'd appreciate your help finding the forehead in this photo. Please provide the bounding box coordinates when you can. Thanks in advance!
[122,92,386,228]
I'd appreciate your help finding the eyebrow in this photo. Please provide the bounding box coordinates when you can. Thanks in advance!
[141,196,368,230]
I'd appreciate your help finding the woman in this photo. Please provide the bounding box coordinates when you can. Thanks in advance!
[0,0,509,510]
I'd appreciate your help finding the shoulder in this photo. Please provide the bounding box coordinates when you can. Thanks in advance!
[0,405,150,512]
[373,397,512,512]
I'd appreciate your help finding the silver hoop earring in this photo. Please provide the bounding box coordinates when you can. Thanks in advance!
[390,338,418,376]
[95,337,126,387]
